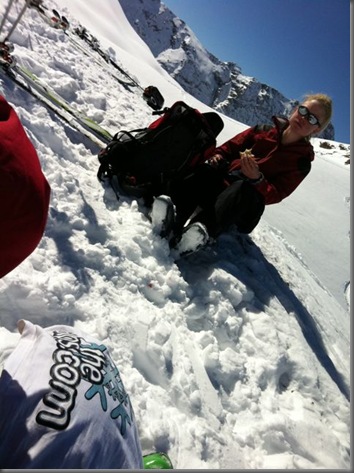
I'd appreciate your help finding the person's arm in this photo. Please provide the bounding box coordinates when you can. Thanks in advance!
[215,126,257,162]
[206,126,257,170]
[251,157,313,204]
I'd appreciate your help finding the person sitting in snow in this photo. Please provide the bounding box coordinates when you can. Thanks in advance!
[152,93,332,255]
[0,319,172,469]
[0,95,50,278]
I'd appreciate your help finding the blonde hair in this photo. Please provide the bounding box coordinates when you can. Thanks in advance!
[302,93,332,132]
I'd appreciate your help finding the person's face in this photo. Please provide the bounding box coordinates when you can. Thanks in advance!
[290,100,325,137]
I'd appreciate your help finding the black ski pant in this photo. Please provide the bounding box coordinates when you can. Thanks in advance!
[170,164,265,237]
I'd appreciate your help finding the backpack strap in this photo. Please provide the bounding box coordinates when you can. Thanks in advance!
[254,123,274,133]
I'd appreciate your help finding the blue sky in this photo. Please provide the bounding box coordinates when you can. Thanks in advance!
[163,0,350,144]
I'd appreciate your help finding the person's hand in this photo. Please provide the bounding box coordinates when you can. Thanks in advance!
[207,154,224,167]
[206,153,228,171]
[240,149,261,180]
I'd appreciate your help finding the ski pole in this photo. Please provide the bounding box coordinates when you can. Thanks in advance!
[0,0,16,39]
[2,0,30,42]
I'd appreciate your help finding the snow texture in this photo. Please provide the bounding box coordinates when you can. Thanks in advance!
[0,0,350,469]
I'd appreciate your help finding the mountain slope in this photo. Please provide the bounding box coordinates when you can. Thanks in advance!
[119,0,335,140]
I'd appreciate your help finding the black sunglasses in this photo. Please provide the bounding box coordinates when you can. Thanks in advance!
[298,105,321,127]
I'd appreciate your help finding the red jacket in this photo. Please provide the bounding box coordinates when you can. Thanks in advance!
[0,96,50,278]
[216,116,315,205]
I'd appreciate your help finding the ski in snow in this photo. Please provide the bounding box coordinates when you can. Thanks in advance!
[1,58,112,147]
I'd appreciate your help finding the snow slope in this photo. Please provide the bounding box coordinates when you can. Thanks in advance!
[0,0,350,469]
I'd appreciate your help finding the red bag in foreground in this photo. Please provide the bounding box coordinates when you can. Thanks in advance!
[0,95,50,278]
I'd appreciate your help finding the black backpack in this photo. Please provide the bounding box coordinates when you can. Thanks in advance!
[97,101,224,200]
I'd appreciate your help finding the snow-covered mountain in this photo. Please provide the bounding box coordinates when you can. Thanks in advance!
[0,0,350,469]
[119,0,335,140]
